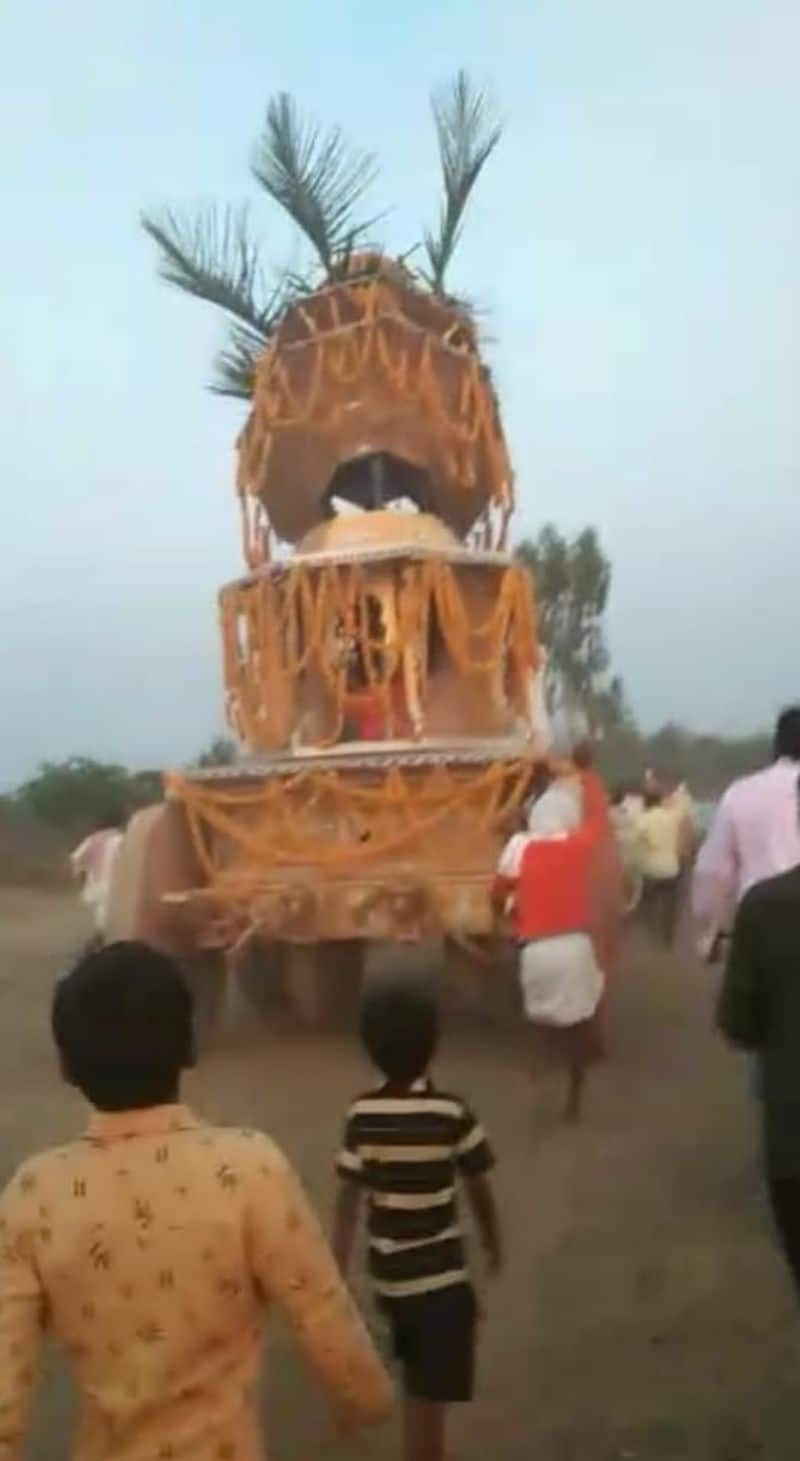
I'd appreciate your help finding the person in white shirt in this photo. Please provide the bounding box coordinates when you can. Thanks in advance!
[70,815,125,940]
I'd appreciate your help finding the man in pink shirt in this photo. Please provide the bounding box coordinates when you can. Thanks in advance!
[693,707,800,955]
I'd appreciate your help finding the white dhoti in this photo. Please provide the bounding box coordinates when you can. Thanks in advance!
[71,830,123,934]
[519,933,604,1026]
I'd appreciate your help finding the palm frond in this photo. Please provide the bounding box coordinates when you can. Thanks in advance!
[251,94,378,275]
[141,204,279,334]
[424,71,502,294]
[211,321,272,399]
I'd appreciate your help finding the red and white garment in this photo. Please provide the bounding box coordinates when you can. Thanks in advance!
[495,786,603,1027]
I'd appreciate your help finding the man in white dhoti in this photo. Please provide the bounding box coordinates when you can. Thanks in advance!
[70,818,125,939]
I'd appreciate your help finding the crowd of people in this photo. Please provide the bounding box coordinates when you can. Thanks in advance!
[610,774,696,944]
[3,707,800,1460]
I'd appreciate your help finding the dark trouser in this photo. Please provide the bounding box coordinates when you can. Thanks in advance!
[767,1175,800,1295]
[641,876,681,946]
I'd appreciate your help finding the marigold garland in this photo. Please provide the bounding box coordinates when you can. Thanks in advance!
[235,276,513,565]
[219,557,538,751]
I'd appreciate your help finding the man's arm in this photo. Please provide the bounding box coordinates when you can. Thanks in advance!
[717,893,765,1049]
[332,1181,361,1277]
[333,1112,365,1277]
[692,792,739,936]
[455,1107,502,1274]
[491,874,514,917]
[0,1172,46,1461]
[464,1174,502,1275]
[492,833,524,917]
[246,1143,391,1431]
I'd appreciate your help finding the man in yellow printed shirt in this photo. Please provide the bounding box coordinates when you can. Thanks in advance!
[0,942,392,1460]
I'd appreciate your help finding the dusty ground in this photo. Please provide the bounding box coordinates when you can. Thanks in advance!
[2,887,800,1460]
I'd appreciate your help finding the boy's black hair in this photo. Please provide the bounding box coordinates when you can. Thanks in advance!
[359,976,439,1084]
[52,940,194,1112]
[774,707,800,763]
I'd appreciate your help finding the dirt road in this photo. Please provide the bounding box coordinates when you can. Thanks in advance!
[2,887,799,1460]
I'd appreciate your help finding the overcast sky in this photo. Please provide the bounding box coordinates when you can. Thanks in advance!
[1,0,798,786]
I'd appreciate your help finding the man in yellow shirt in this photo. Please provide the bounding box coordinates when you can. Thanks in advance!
[0,942,392,1460]
[636,789,685,947]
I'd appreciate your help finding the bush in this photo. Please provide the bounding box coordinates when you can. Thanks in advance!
[16,758,162,838]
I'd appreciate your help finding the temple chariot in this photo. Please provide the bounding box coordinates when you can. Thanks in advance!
[108,77,551,1021]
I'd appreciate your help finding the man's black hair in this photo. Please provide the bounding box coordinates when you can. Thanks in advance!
[774,707,800,763]
[359,976,439,1085]
[52,941,194,1112]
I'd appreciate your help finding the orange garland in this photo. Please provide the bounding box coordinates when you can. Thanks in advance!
[167,759,532,895]
[219,558,538,750]
[236,276,513,566]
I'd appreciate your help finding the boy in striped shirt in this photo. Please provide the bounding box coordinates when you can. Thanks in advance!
[333,978,501,1461]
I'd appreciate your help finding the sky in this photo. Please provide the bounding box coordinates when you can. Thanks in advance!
[1,0,798,786]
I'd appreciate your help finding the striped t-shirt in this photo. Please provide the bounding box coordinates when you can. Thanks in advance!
[336,1078,494,1301]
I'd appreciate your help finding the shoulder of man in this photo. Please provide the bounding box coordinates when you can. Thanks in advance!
[427,1085,483,1122]
[724,764,781,805]
[0,1141,87,1213]
[154,1123,294,1195]
[206,1124,289,1168]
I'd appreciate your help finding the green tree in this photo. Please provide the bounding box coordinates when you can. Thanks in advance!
[195,737,238,769]
[16,759,165,836]
[129,769,164,805]
[17,758,134,835]
[515,526,628,737]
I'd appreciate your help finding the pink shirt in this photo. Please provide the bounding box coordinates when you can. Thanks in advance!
[692,759,800,932]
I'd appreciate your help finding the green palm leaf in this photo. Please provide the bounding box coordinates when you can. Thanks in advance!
[211,321,273,399]
[424,71,502,295]
[141,204,279,335]
[251,93,378,275]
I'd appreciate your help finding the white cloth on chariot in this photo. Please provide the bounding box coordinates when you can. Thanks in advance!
[519,933,604,1027]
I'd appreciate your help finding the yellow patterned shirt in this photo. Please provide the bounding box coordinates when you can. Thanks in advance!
[0,1105,391,1460]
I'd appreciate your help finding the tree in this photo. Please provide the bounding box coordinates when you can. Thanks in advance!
[17,758,138,835]
[195,737,238,769]
[515,526,628,739]
[141,72,500,397]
